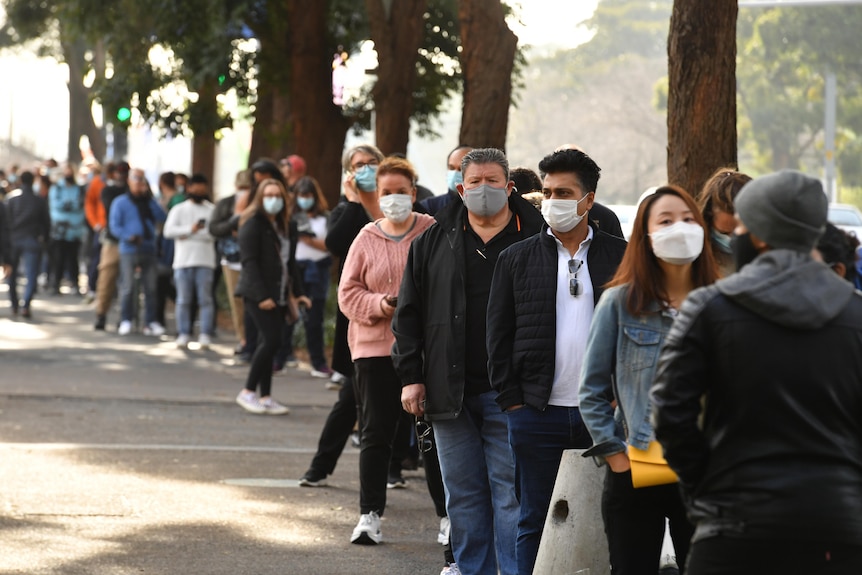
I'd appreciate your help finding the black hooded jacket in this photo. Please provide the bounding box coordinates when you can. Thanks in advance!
[652,250,862,544]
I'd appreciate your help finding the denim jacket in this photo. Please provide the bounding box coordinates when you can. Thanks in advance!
[579,284,675,460]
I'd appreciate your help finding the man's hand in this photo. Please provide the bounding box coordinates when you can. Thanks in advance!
[401,383,426,416]
[259,298,276,310]
[1,264,10,278]
[296,295,312,309]
[343,175,360,203]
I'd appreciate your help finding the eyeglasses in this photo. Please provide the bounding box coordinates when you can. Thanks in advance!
[568,258,583,297]
[351,159,379,172]
[415,419,433,453]
[129,175,144,182]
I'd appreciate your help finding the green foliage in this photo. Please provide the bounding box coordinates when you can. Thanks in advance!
[575,0,672,65]
[737,6,862,184]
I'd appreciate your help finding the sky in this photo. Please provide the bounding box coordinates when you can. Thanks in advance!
[507,0,599,48]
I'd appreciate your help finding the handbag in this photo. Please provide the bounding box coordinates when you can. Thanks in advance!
[627,441,678,488]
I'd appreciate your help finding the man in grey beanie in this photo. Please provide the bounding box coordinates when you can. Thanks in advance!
[651,169,862,574]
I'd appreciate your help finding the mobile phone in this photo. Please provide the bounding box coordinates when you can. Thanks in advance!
[197,218,206,227]
[386,295,398,307]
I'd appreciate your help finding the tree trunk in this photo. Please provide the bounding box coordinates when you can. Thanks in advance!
[458,0,518,150]
[667,0,738,196]
[189,82,218,186]
[365,0,428,155]
[249,2,293,163]
[285,0,351,208]
[63,37,104,164]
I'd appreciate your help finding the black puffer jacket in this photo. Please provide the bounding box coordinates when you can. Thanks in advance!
[6,185,50,243]
[487,223,627,411]
[235,210,304,304]
[392,194,544,421]
[652,250,862,544]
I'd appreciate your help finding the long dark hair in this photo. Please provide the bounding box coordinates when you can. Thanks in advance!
[608,185,719,315]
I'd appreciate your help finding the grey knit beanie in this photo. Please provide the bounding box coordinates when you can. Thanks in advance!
[734,170,827,252]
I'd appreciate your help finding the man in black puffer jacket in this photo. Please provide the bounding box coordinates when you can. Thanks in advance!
[486,148,626,575]
[652,170,862,574]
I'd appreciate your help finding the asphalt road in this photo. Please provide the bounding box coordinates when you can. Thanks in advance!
[0,287,445,575]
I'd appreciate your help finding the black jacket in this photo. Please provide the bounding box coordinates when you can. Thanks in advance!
[5,185,50,243]
[209,195,238,239]
[391,194,544,421]
[652,250,862,544]
[487,223,627,411]
[0,202,10,264]
[235,211,304,304]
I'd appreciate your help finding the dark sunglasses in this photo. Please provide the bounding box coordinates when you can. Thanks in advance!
[568,258,583,297]
[415,419,433,453]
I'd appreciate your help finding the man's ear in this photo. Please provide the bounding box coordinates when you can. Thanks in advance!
[749,231,770,252]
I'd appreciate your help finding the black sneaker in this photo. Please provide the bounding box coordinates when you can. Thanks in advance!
[94,315,106,330]
[298,470,328,487]
[386,475,406,489]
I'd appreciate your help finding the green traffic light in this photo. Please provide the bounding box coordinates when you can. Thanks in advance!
[218,74,226,86]
[117,107,132,122]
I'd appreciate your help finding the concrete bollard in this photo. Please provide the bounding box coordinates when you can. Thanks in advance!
[532,449,610,575]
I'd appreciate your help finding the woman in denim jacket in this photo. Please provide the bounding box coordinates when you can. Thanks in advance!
[579,186,719,574]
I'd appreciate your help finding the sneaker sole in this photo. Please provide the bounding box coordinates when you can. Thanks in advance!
[386,482,406,489]
[298,478,328,487]
[350,531,382,545]
[235,399,266,414]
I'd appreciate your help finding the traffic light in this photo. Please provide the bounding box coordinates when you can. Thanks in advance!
[116,107,132,122]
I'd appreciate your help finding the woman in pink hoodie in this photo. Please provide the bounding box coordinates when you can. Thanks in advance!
[338,156,435,546]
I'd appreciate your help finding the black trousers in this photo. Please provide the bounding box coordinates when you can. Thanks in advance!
[354,356,402,515]
[243,300,284,398]
[52,239,80,291]
[307,376,357,476]
[687,535,862,575]
[602,468,693,575]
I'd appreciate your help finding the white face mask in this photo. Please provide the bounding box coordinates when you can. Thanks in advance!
[378,193,413,224]
[649,221,705,265]
[541,195,590,233]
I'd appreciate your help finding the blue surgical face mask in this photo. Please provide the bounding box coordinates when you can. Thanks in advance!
[461,183,509,217]
[446,169,463,193]
[354,165,378,192]
[711,229,732,254]
[297,196,315,212]
[263,196,284,215]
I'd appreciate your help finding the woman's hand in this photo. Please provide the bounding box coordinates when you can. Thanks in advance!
[343,175,360,203]
[401,384,426,416]
[296,295,312,309]
[606,452,631,473]
[379,296,396,318]
[259,298,276,310]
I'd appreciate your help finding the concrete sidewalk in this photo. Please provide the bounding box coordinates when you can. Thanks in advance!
[0,289,445,574]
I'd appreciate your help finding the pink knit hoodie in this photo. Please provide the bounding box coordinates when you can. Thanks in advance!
[338,213,435,360]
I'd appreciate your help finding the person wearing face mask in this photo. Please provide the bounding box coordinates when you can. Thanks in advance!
[335,156,435,545]
[486,148,628,575]
[234,178,310,415]
[48,163,86,295]
[420,145,473,216]
[579,186,717,575]
[696,167,752,277]
[653,171,862,575]
[162,173,217,349]
[393,148,544,575]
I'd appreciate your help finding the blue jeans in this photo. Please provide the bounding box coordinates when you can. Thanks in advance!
[507,405,593,575]
[174,266,214,336]
[8,237,42,310]
[119,252,158,325]
[432,391,519,575]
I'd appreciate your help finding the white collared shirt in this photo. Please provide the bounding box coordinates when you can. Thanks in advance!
[548,226,594,407]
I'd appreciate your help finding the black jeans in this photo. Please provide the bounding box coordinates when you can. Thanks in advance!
[52,239,81,291]
[354,356,402,515]
[307,375,357,476]
[687,535,862,575]
[602,468,693,575]
[243,300,284,398]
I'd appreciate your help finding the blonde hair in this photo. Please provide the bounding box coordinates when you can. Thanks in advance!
[240,178,291,231]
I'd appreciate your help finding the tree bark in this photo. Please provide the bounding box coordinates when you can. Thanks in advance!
[284,0,351,208]
[63,37,104,164]
[365,0,428,155]
[458,0,518,150]
[667,0,738,196]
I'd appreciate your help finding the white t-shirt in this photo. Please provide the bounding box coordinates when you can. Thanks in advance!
[548,226,594,407]
[295,214,329,261]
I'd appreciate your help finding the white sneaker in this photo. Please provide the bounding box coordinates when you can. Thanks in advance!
[259,396,290,415]
[440,563,461,575]
[235,391,266,414]
[197,333,211,349]
[437,516,450,546]
[350,511,382,545]
[175,334,191,348]
[143,322,165,337]
[118,320,132,335]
